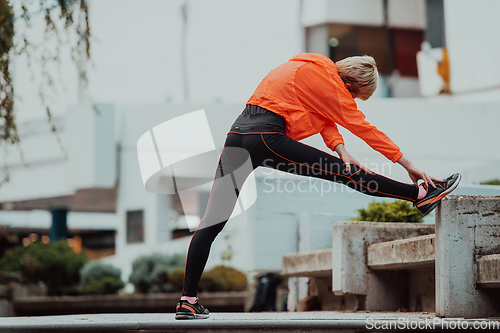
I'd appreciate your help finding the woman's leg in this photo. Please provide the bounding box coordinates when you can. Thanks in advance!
[181,131,418,297]
[181,220,226,296]
[255,133,418,201]
[181,135,254,297]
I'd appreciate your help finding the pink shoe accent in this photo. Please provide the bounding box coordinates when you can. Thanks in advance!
[181,296,198,304]
[417,184,428,200]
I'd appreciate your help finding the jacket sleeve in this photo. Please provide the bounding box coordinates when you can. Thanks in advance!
[335,96,403,163]
[320,122,344,152]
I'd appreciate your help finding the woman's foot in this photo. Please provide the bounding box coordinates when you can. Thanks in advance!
[175,297,210,320]
[414,173,461,216]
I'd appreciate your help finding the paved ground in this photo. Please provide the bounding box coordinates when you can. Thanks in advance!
[1,311,500,332]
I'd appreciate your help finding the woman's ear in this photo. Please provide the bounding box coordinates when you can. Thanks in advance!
[344,83,352,92]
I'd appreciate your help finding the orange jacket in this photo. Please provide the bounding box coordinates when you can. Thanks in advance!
[246,53,403,163]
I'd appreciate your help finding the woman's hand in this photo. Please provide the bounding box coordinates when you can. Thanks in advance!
[334,144,372,174]
[397,156,441,189]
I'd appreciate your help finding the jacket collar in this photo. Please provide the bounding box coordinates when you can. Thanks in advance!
[289,53,336,67]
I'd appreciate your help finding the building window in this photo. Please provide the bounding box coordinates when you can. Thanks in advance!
[393,28,424,77]
[307,23,424,98]
[126,210,144,243]
[320,23,423,78]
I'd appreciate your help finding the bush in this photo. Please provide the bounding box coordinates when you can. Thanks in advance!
[83,276,125,295]
[129,253,185,293]
[80,261,122,285]
[198,266,247,292]
[0,240,88,295]
[354,200,423,223]
[168,267,185,292]
[480,179,500,185]
[80,261,124,295]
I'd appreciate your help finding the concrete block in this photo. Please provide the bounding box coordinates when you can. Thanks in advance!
[332,221,435,296]
[476,254,500,288]
[332,221,435,311]
[282,249,332,278]
[367,234,435,270]
[435,195,500,318]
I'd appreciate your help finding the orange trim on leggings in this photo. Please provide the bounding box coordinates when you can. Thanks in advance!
[260,134,413,201]
[228,131,285,135]
[348,168,362,179]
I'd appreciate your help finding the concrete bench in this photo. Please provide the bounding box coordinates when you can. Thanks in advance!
[282,195,500,317]
[282,221,435,311]
[331,221,435,311]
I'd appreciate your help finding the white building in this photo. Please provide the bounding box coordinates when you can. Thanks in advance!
[1,0,499,289]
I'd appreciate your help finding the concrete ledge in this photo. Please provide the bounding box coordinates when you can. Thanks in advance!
[282,248,332,278]
[1,312,499,333]
[367,234,435,270]
[477,254,500,288]
[13,292,246,316]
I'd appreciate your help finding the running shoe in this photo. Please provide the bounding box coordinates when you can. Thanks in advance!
[175,298,210,320]
[414,173,461,216]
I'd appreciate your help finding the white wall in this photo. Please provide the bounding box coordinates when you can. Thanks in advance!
[184,0,302,104]
[302,0,385,27]
[86,0,184,105]
[445,0,500,93]
[387,0,426,29]
[86,0,303,106]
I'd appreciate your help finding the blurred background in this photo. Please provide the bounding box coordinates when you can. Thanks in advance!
[0,0,499,315]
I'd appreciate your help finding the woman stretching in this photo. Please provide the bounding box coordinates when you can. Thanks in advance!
[175,53,460,319]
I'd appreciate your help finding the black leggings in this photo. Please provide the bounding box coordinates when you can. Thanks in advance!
[181,105,418,296]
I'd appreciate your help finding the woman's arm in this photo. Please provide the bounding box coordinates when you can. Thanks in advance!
[336,144,441,188]
[334,143,372,174]
[396,155,441,189]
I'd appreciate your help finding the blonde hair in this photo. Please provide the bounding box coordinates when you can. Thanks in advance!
[335,56,379,100]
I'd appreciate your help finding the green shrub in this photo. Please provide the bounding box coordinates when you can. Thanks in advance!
[128,253,185,293]
[83,277,125,295]
[168,267,185,292]
[198,266,247,292]
[0,240,88,295]
[80,261,122,285]
[480,179,500,185]
[354,200,423,223]
[79,261,124,295]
